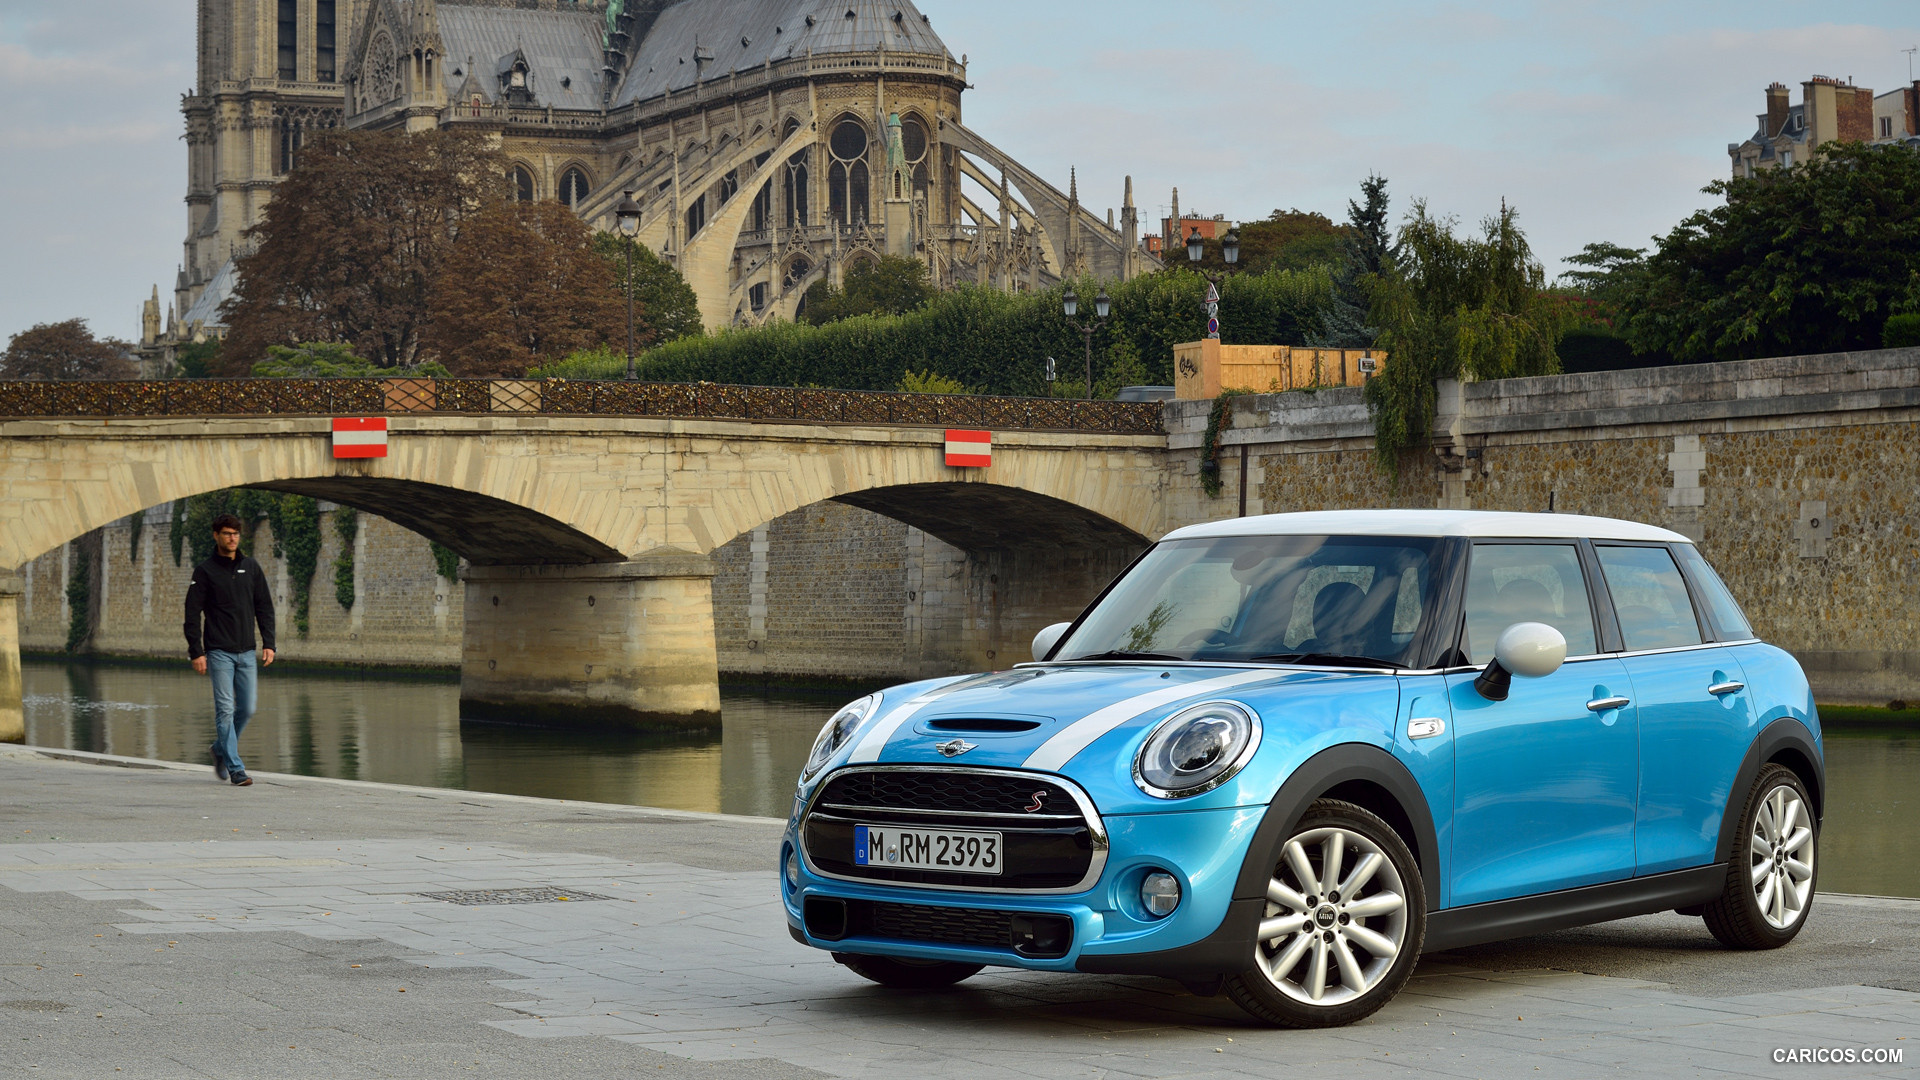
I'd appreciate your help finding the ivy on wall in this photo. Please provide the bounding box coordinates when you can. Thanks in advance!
[429,541,461,583]
[127,509,144,563]
[64,540,90,654]
[333,507,358,610]
[1198,390,1252,498]
[168,499,186,566]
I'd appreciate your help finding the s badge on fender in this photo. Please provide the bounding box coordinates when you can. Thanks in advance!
[934,738,976,758]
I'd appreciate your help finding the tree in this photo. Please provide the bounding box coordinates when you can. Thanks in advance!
[1345,173,1392,280]
[802,255,936,325]
[426,200,627,376]
[220,129,505,372]
[590,232,703,345]
[250,341,448,378]
[1364,199,1565,469]
[1,319,136,380]
[1604,143,1920,362]
[1235,209,1349,274]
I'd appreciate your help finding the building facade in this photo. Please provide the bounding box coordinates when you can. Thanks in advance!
[159,0,1158,347]
[1728,75,1920,178]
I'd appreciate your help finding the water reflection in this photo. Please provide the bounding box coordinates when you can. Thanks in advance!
[18,660,1919,897]
[21,660,834,818]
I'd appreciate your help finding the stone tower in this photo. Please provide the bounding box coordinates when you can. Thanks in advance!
[177,0,362,326]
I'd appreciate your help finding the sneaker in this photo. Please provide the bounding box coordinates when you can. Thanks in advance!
[210,745,228,782]
[230,772,253,787]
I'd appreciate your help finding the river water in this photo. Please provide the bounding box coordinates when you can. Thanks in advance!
[19,659,1919,898]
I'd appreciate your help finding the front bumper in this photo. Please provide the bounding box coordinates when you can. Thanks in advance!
[781,803,1267,976]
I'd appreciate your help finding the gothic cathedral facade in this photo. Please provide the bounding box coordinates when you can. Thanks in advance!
[162,0,1155,344]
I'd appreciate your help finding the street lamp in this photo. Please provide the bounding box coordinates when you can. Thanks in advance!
[614,189,643,380]
[1063,285,1111,400]
[1189,226,1240,339]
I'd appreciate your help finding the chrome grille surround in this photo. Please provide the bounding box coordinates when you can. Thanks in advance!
[800,765,1109,895]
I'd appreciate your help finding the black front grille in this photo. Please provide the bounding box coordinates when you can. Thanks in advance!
[803,768,1102,892]
[868,901,1012,946]
[820,771,1076,815]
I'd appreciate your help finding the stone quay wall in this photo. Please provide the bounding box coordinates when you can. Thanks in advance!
[1163,346,1920,706]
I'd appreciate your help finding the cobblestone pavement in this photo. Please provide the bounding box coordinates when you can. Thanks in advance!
[2,746,1915,1079]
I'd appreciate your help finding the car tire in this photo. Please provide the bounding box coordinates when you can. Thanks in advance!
[834,953,984,989]
[1224,798,1425,1028]
[1702,764,1816,949]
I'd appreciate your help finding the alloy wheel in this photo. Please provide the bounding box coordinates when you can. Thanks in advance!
[1253,825,1410,1006]
[1749,783,1815,930]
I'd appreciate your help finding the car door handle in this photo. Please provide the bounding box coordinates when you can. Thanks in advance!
[1587,696,1631,712]
[1708,681,1745,696]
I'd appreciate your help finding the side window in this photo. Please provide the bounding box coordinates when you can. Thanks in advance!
[1596,545,1704,651]
[1463,544,1598,665]
[1672,544,1754,640]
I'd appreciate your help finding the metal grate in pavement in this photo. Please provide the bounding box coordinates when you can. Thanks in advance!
[415,886,616,906]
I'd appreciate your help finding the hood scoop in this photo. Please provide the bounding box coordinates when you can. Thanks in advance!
[925,717,1044,733]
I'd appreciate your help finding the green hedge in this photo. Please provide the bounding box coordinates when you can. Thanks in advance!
[536,268,1336,396]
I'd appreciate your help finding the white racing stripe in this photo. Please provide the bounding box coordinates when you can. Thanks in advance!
[1020,669,1280,772]
[846,693,946,763]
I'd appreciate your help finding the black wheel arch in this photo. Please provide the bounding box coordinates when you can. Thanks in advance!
[1716,716,1825,864]
[1232,742,1443,913]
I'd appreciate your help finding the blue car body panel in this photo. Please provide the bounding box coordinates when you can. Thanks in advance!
[1623,647,1758,875]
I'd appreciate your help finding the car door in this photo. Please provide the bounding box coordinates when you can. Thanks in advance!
[1595,543,1757,876]
[1446,541,1639,907]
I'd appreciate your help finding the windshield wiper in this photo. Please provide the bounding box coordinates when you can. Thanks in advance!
[1247,652,1400,669]
[1069,650,1185,662]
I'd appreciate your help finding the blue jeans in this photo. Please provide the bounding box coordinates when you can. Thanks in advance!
[206,649,257,775]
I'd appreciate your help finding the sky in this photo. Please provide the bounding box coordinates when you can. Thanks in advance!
[1,1,1917,346]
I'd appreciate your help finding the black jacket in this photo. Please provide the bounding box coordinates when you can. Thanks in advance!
[184,553,276,659]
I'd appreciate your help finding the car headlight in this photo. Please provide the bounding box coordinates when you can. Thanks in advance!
[801,694,880,781]
[1133,700,1261,798]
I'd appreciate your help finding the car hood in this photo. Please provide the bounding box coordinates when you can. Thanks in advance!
[844,662,1381,774]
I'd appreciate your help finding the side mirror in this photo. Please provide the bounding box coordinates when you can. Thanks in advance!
[1473,622,1567,701]
[1032,622,1071,662]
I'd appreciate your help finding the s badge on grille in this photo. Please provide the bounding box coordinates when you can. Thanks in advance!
[1025,791,1048,813]
[934,738,976,758]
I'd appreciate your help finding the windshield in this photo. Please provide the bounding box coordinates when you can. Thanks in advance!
[1054,535,1441,667]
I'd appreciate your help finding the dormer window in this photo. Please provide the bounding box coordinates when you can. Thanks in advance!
[510,67,526,88]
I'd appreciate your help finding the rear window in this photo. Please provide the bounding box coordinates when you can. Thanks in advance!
[1596,545,1704,651]
[1672,544,1754,640]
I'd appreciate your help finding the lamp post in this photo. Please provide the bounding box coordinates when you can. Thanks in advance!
[614,190,643,380]
[1187,226,1240,339]
[1062,285,1110,400]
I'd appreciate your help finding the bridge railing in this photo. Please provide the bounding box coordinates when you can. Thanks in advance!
[0,379,1166,435]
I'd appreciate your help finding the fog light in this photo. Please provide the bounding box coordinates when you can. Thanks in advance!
[785,849,800,891]
[1141,872,1181,917]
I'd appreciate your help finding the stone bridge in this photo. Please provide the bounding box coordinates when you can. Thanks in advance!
[0,380,1171,736]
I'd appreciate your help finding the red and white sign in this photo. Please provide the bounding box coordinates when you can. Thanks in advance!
[944,429,991,468]
[332,417,389,459]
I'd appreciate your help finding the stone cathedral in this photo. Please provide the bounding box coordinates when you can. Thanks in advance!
[157,0,1158,347]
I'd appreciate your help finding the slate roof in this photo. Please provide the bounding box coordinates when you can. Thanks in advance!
[438,3,607,111]
[181,259,239,329]
[611,0,950,108]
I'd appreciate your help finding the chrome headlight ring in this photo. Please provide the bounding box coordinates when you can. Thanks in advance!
[800,693,881,782]
[1133,700,1262,799]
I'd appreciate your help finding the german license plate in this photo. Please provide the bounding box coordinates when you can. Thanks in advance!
[853,825,1002,874]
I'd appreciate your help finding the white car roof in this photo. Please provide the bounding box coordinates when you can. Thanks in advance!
[1164,509,1690,544]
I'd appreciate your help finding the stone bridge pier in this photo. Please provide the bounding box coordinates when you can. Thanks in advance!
[460,552,723,730]
[1,569,21,743]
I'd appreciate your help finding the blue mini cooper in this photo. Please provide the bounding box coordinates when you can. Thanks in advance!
[780,510,1822,1027]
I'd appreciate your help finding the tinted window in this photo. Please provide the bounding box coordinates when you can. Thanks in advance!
[1596,545,1704,651]
[1463,544,1597,665]
[1055,536,1438,666]
[1672,544,1753,640]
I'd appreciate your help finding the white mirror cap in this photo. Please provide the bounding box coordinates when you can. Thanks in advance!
[1495,621,1567,678]
[1032,622,1072,662]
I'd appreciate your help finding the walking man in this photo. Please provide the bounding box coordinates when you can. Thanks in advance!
[184,513,276,787]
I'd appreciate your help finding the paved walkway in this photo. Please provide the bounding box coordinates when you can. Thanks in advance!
[1,746,1915,1079]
